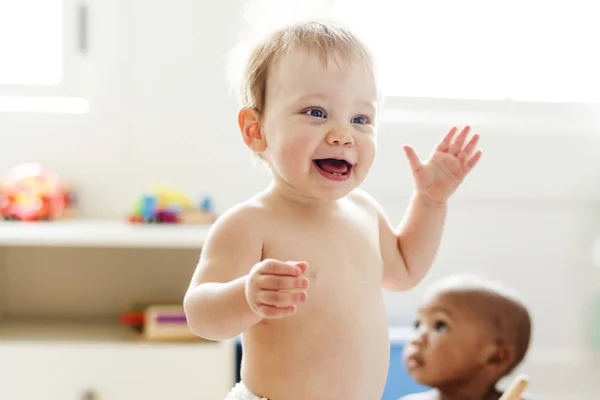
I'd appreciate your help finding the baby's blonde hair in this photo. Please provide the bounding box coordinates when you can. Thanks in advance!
[230,19,376,114]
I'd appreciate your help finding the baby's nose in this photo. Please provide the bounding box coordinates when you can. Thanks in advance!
[326,128,354,146]
[409,329,428,347]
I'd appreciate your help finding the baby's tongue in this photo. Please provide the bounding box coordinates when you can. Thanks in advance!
[317,159,348,174]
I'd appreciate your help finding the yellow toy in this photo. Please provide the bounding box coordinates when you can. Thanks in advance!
[129,185,216,224]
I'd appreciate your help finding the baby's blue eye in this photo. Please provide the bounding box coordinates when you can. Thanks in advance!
[352,115,368,125]
[413,320,420,329]
[306,108,325,118]
[434,320,448,332]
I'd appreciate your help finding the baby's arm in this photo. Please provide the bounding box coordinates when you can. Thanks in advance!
[183,205,263,340]
[352,190,446,291]
[376,126,480,290]
[387,192,447,290]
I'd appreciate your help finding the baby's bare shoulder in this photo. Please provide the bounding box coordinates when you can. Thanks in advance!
[347,188,376,206]
[210,194,276,233]
[195,197,273,281]
[347,188,383,216]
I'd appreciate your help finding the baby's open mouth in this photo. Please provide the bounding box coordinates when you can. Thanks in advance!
[405,352,425,369]
[313,158,353,177]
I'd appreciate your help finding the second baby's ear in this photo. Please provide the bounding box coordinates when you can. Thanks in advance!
[486,342,514,375]
[238,107,266,153]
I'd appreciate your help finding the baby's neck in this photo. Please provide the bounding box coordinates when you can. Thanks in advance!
[265,180,343,213]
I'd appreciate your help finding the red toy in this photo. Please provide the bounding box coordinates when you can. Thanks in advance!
[0,163,67,221]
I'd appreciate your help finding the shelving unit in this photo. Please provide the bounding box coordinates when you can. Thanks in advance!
[0,318,135,342]
[0,220,211,248]
[0,219,236,400]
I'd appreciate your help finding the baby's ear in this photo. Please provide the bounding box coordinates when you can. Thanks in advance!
[238,107,267,153]
[486,343,514,373]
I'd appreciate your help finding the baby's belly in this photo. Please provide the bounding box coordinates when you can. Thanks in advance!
[241,291,390,400]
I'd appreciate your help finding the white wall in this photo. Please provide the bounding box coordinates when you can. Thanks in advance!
[1,0,599,366]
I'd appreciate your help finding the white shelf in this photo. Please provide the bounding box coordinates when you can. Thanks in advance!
[0,220,211,249]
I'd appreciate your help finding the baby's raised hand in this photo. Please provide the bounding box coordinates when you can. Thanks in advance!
[245,259,309,319]
[403,126,482,205]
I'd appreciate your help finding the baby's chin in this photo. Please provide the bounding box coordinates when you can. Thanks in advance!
[311,173,367,199]
[297,179,360,201]
[268,176,357,203]
[300,186,356,202]
[407,369,455,390]
[409,373,439,389]
[404,363,434,386]
[271,167,364,201]
[313,180,362,200]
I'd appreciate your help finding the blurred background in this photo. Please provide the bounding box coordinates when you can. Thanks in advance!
[0,0,599,399]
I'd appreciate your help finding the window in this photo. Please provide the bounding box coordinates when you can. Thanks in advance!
[0,1,63,85]
[0,0,89,113]
[335,0,600,103]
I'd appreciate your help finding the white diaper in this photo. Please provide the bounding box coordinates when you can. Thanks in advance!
[225,382,269,400]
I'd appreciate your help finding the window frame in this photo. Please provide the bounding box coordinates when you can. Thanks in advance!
[0,0,90,113]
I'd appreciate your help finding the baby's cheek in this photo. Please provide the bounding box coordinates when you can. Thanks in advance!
[280,135,314,162]
[431,342,456,361]
[357,137,376,166]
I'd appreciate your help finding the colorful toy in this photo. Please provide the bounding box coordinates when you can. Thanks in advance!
[0,163,76,221]
[128,185,216,224]
[120,303,205,342]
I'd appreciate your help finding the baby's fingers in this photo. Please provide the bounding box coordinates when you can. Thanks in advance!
[255,304,298,319]
[256,290,308,319]
[259,290,307,308]
[258,259,305,276]
[259,275,309,290]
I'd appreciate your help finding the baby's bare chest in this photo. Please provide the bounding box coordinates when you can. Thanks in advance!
[262,214,383,291]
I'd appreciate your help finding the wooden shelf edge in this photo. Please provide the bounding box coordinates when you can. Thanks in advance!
[0,318,227,345]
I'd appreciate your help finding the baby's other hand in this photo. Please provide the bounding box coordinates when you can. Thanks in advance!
[245,259,309,319]
[404,126,482,205]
